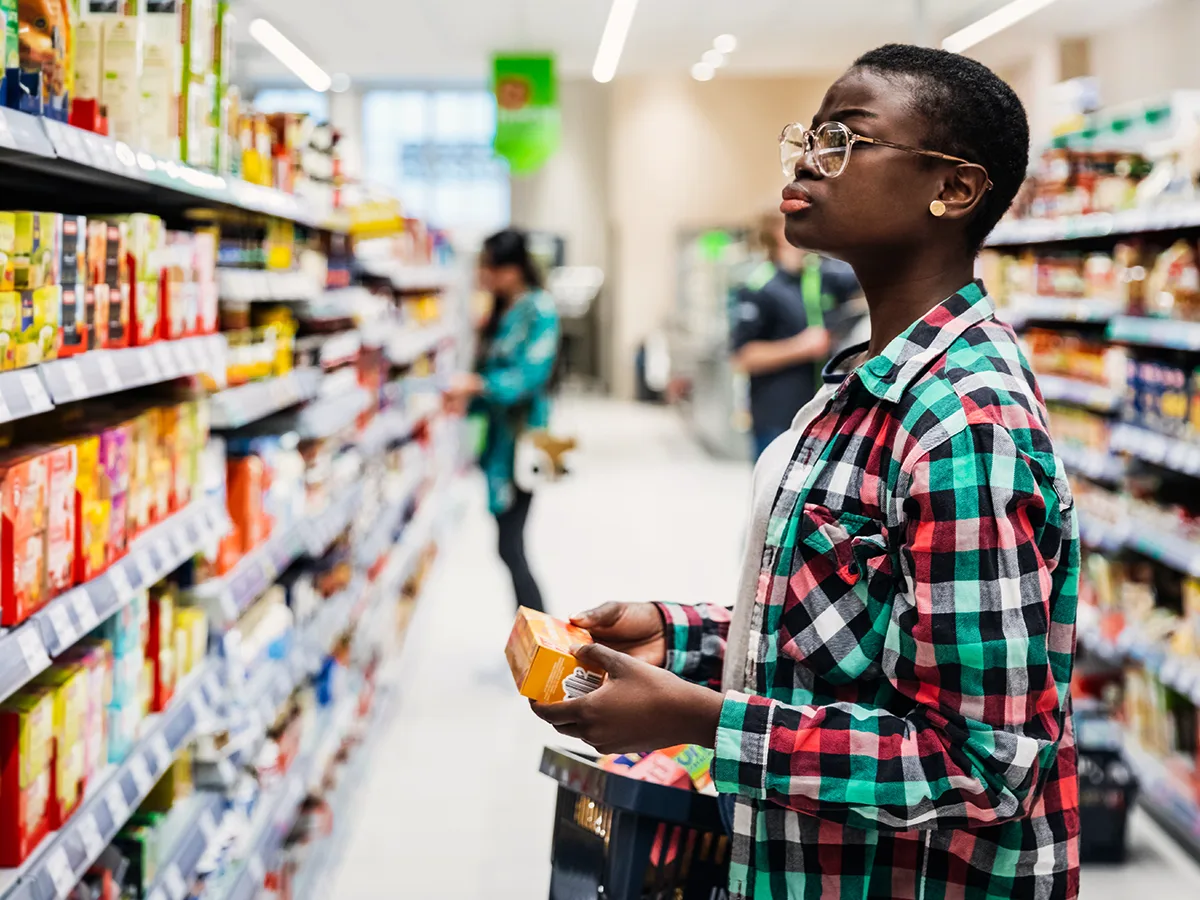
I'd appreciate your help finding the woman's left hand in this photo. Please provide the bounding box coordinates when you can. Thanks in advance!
[444,372,484,401]
[531,644,725,754]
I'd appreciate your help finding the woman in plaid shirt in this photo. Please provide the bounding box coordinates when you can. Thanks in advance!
[534,44,1079,899]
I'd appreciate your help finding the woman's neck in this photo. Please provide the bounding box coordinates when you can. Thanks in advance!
[854,256,977,359]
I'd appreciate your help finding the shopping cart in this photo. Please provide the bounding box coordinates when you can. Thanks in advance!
[540,747,731,900]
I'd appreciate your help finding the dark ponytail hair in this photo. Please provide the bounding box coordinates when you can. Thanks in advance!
[478,229,543,355]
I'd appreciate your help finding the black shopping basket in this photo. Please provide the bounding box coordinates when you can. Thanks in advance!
[540,747,731,900]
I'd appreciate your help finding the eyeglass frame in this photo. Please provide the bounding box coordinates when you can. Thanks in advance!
[779,121,995,189]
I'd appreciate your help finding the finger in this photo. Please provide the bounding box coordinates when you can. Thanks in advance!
[572,642,628,676]
[570,602,622,629]
[530,699,585,726]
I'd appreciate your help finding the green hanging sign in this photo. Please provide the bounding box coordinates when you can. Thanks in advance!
[493,55,561,175]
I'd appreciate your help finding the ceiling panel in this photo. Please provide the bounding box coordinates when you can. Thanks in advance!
[232,0,1169,85]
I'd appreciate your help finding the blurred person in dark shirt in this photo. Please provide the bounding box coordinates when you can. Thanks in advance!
[731,211,861,458]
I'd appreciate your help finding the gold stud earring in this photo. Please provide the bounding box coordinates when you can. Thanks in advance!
[929,200,947,217]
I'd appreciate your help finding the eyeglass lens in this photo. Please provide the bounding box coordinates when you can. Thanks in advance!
[780,122,852,179]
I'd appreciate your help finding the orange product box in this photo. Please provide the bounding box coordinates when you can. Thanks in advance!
[147,589,176,712]
[45,444,78,598]
[0,687,54,866]
[227,455,267,553]
[0,451,49,626]
[70,436,109,583]
[505,607,606,703]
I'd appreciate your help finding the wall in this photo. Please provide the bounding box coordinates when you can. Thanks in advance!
[606,74,834,398]
[1089,0,1200,108]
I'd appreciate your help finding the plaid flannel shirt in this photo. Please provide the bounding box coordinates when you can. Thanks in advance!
[658,282,1080,900]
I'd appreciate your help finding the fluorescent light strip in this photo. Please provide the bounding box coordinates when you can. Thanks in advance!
[592,0,640,83]
[942,0,1060,54]
[249,18,332,93]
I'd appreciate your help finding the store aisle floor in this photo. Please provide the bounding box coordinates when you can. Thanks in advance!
[329,398,1200,899]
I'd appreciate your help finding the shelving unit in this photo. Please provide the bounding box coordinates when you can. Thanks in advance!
[209,369,324,430]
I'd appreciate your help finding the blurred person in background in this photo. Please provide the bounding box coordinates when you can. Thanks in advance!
[444,229,560,613]
[730,210,860,458]
[534,44,1079,900]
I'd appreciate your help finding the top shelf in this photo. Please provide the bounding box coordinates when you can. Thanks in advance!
[0,109,339,231]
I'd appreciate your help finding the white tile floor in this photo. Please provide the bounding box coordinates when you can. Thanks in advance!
[329,397,1200,898]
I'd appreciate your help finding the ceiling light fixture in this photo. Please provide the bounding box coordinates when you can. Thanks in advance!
[941,0,1060,54]
[330,73,351,93]
[592,0,641,83]
[249,18,332,92]
[702,49,725,68]
[713,34,737,54]
[691,62,715,82]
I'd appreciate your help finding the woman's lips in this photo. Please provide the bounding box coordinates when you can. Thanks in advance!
[780,183,812,215]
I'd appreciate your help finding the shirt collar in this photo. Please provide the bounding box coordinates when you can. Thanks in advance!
[821,280,995,403]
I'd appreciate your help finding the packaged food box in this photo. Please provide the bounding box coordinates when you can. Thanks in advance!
[0,212,14,291]
[0,290,17,369]
[0,686,54,866]
[32,664,89,827]
[103,221,129,348]
[0,450,48,625]
[45,443,77,597]
[628,751,693,791]
[505,607,606,703]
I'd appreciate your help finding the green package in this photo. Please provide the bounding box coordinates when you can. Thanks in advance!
[0,0,17,71]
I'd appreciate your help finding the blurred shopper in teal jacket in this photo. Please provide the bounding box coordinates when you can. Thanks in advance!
[444,229,560,612]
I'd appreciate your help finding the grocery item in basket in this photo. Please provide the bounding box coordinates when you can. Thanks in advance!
[506,607,606,703]
[627,751,692,790]
[597,752,643,772]
[666,744,717,794]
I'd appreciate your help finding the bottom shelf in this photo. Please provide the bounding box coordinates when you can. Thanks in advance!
[1123,738,1200,862]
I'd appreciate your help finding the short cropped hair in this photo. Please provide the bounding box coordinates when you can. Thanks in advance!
[853,44,1030,249]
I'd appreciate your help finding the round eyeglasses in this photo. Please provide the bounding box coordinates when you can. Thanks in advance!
[779,121,994,188]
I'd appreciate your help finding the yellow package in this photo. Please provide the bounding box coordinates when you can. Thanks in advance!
[0,213,14,291]
[0,291,17,370]
[174,607,208,673]
[15,285,60,368]
[0,686,54,788]
[505,607,606,703]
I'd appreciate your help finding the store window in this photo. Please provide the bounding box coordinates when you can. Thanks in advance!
[363,89,510,233]
[252,89,330,122]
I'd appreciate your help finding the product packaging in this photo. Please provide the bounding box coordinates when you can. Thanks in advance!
[147,587,176,711]
[627,751,693,791]
[0,450,48,625]
[32,664,88,827]
[0,686,53,866]
[140,1,181,159]
[57,215,88,356]
[86,219,108,349]
[100,13,142,145]
[505,607,606,703]
[44,442,77,597]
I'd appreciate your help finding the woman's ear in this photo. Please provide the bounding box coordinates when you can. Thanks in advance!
[933,165,990,222]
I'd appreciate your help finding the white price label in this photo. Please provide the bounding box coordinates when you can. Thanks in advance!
[148,890,167,900]
[137,551,158,586]
[61,360,88,399]
[98,354,122,390]
[20,371,50,410]
[45,845,75,898]
[248,854,265,883]
[142,348,162,380]
[16,626,51,672]
[154,344,176,377]
[175,341,196,372]
[71,590,100,632]
[109,564,133,600]
[150,732,172,771]
[46,603,77,648]
[163,864,187,900]
[78,814,105,859]
[199,809,217,842]
[130,755,153,793]
[105,783,129,823]
[155,539,173,566]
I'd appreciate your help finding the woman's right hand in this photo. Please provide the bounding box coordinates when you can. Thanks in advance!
[571,603,667,668]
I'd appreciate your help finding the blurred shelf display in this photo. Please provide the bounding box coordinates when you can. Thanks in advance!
[209,369,324,430]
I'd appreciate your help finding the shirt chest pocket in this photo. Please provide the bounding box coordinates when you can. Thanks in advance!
[779,504,896,684]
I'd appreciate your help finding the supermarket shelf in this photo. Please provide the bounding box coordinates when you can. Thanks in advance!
[40,335,228,406]
[1077,606,1200,704]
[358,261,452,293]
[1124,736,1200,861]
[384,324,452,367]
[217,269,322,304]
[302,483,365,559]
[358,409,424,458]
[987,203,1200,247]
[0,497,228,706]
[1039,374,1120,413]
[997,295,1122,328]
[1076,509,1129,555]
[0,110,337,230]
[1057,443,1126,483]
[195,524,307,628]
[295,387,372,440]
[1108,315,1200,351]
[1110,422,1200,479]
[143,794,223,900]
[0,663,224,900]
[209,368,324,430]
[1124,516,1200,576]
[355,469,424,569]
